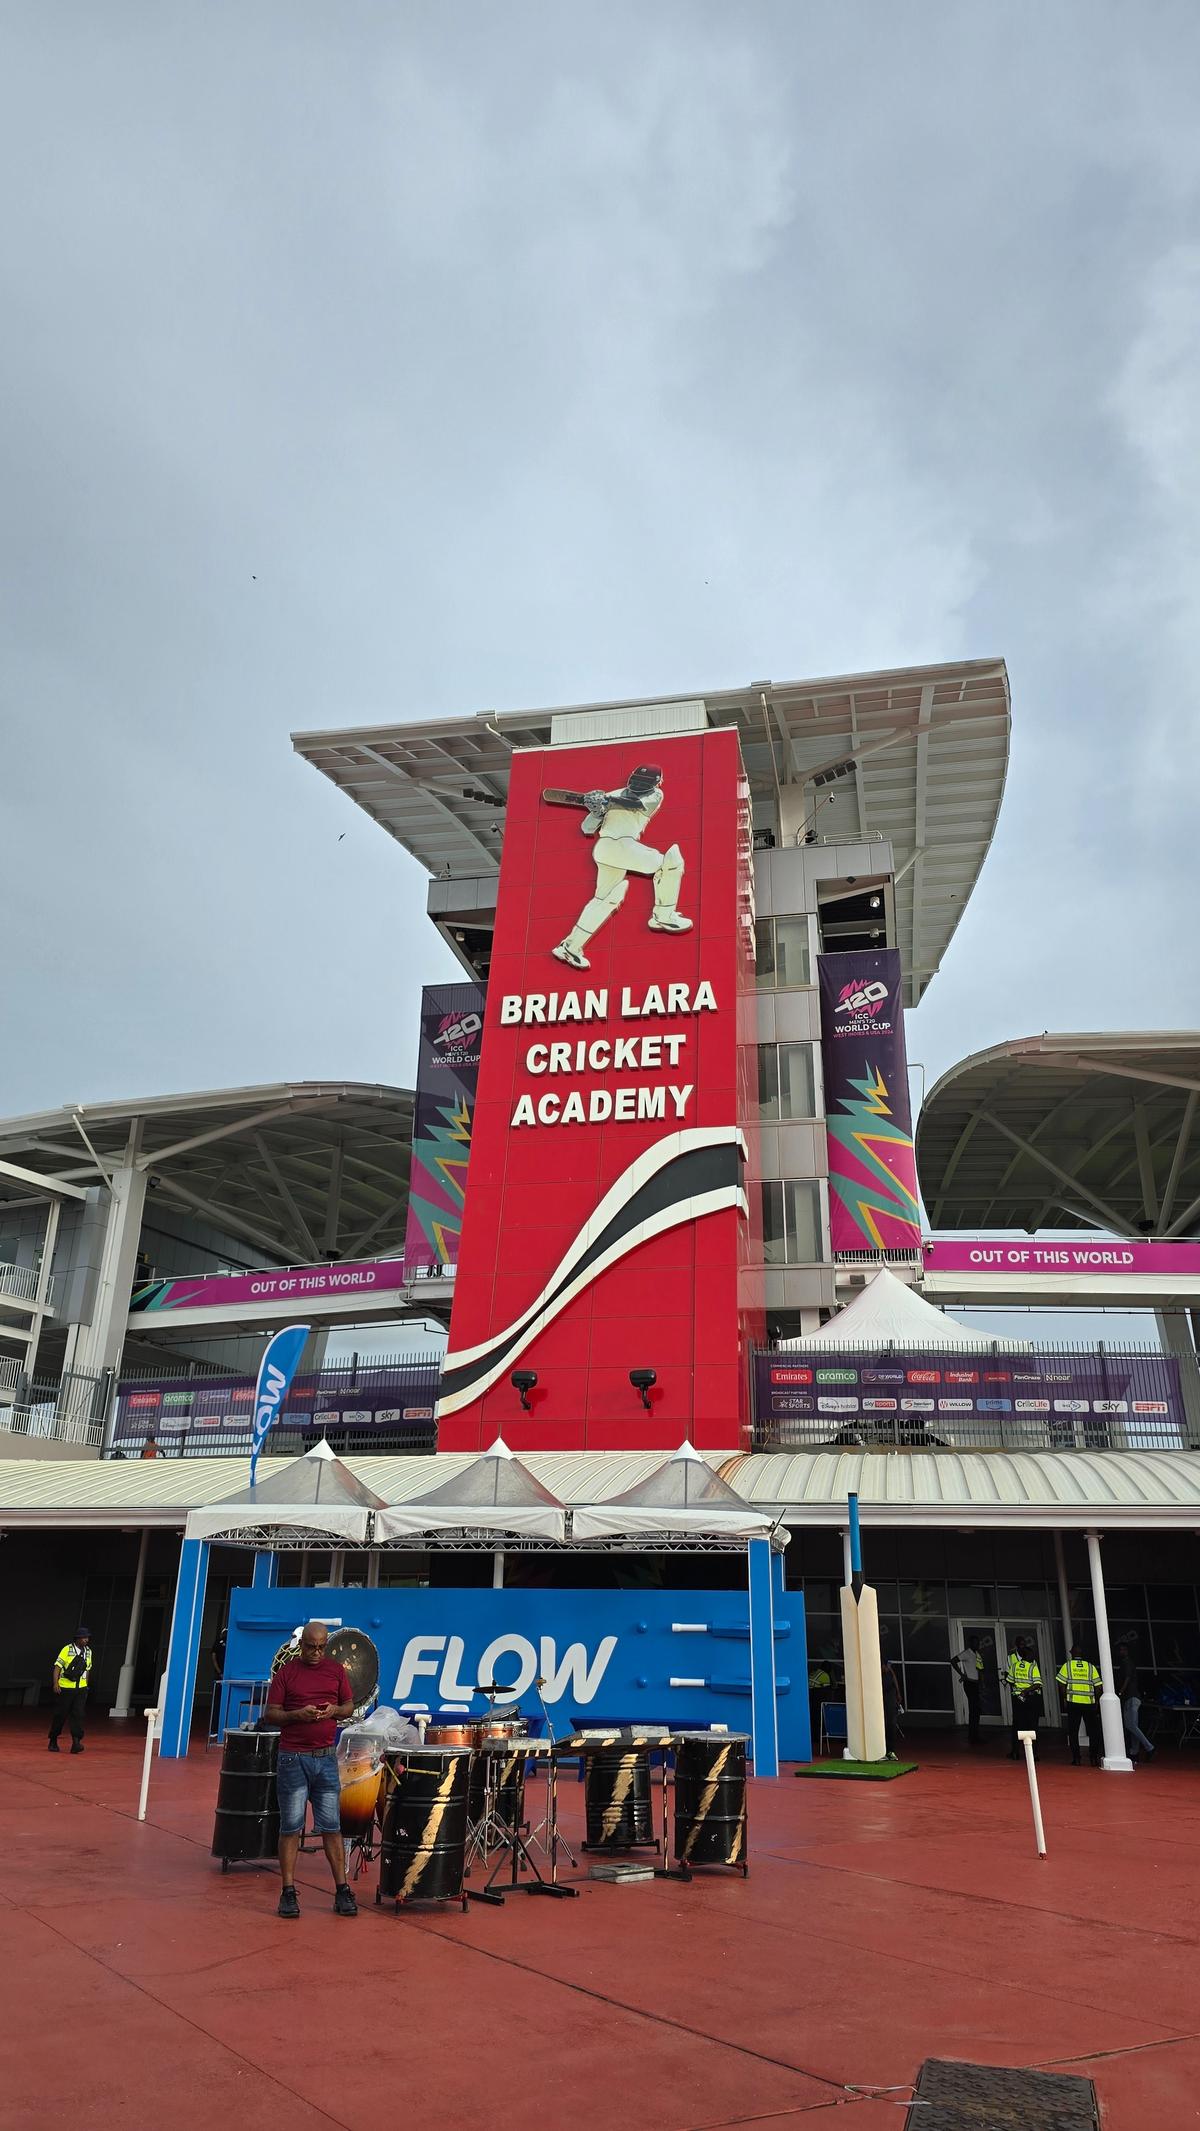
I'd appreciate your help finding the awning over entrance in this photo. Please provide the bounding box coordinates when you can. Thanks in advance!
[725,1447,1200,1528]
[185,1441,387,1547]
[373,1436,567,1545]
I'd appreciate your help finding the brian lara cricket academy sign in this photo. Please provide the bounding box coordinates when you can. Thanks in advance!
[438,727,763,1453]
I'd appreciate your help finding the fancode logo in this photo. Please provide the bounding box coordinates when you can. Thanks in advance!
[1053,1400,1090,1414]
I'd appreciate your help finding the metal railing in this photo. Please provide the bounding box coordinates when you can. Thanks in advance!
[0,1366,111,1450]
[0,1260,51,1307]
[752,1340,1200,1455]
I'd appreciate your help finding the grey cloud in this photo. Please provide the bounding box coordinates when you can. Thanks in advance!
[2,2,1199,1120]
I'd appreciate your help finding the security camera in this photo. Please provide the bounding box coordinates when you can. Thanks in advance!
[629,1368,657,1412]
[511,1370,538,1412]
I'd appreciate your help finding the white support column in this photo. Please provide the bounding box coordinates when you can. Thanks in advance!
[111,1528,150,1717]
[1086,1529,1133,1771]
[365,1550,380,1589]
[1053,1531,1073,1658]
[841,1527,852,1586]
[24,1197,62,1385]
[492,1549,505,1589]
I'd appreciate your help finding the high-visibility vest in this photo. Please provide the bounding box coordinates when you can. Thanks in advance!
[1056,1659,1102,1706]
[55,1644,92,1689]
[809,1668,832,1690]
[1006,1656,1040,1691]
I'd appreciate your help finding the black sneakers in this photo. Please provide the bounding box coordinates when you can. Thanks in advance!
[70,1743,84,1755]
[334,1883,358,1917]
[277,1886,300,1919]
[47,1740,59,1753]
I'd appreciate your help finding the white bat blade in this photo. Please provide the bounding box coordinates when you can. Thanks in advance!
[856,1584,887,1762]
[840,1586,865,1760]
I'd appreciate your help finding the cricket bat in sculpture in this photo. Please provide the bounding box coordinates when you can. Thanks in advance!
[840,1491,887,1761]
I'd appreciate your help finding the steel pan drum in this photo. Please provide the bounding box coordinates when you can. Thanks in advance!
[673,1733,748,1869]
[211,1727,280,1863]
[583,1743,655,1851]
[338,1730,383,1845]
[426,1722,474,1748]
[327,1628,380,1719]
[379,1746,471,1903]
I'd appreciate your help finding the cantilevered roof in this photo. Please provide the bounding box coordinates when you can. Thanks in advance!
[3,1443,1198,1530]
[0,1081,414,1265]
[293,658,1010,1006]
[917,1034,1200,1236]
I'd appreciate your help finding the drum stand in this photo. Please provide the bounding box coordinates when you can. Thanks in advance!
[467,1747,577,1905]
[654,1745,692,1884]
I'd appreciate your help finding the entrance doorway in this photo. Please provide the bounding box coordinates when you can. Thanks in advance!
[950,1618,1061,1729]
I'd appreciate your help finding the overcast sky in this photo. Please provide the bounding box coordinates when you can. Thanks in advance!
[3,4,1199,1130]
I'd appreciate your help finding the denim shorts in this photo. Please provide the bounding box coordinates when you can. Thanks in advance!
[276,1749,341,1835]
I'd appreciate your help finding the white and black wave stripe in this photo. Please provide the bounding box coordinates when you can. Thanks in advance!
[437,1127,746,1417]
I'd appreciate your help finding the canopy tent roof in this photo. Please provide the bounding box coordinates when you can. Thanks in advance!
[0,1080,415,1266]
[723,1447,1200,1529]
[293,657,1010,1009]
[917,1032,1200,1236]
[779,1265,1002,1350]
[186,1441,388,1547]
[374,1437,567,1545]
[572,1441,777,1546]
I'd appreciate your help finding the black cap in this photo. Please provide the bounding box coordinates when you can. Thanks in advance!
[77,1627,91,1638]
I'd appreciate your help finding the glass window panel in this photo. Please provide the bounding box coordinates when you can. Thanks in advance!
[784,1180,822,1262]
[1146,1586,1197,1622]
[774,917,811,988]
[899,1580,948,1622]
[754,918,776,989]
[901,1617,951,1662]
[802,1581,841,1614]
[1151,1622,1200,1670]
[778,1044,816,1119]
[757,1046,781,1119]
[899,1664,956,1712]
[948,1584,997,1615]
[761,1182,786,1265]
[995,1585,1051,1616]
[1096,1586,1148,1618]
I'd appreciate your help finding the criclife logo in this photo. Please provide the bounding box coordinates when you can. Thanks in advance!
[393,1633,617,1707]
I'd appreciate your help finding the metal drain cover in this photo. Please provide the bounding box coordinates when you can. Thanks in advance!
[907,2059,1099,2128]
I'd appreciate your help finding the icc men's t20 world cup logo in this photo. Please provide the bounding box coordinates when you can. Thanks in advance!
[542,765,692,968]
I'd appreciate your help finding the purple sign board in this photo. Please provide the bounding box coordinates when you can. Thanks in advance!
[404,981,485,1273]
[818,949,921,1254]
[130,1258,408,1313]
[111,1361,440,1451]
[753,1348,1186,1448]
[924,1239,1200,1279]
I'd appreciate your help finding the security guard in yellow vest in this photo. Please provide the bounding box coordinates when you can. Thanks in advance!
[1056,1643,1104,1767]
[49,1630,93,1754]
[808,1661,834,1754]
[1005,1637,1042,1759]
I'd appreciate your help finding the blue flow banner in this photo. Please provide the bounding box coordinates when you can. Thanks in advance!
[249,1323,311,1484]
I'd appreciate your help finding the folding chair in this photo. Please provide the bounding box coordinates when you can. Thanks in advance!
[819,1701,848,1756]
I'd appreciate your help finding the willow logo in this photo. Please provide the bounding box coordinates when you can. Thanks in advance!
[542,765,692,971]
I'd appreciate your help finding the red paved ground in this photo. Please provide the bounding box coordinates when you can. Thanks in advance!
[2,1718,1198,2129]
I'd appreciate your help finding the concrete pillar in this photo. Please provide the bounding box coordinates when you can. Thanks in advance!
[251,1551,279,1590]
[365,1550,380,1589]
[110,1527,150,1717]
[747,1537,780,1777]
[1086,1530,1133,1772]
[160,1536,210,1759]
[1053,1531,1073,1658]
[86,1147,148,1448]
[24,1197,62,1384]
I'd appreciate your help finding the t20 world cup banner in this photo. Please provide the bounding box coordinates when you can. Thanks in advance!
[437,726,762,1452]
[404,983,485,1272]
[818,948,921,1253]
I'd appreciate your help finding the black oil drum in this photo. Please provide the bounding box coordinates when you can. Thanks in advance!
[673,1732,748,1870]
[583,1744,655,1850]
[379,1746,471,1903]
[468,1743,527,1841]
[211,1727,280,1863]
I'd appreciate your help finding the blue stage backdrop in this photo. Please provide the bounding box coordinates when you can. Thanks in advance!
[223,1582,808,1766]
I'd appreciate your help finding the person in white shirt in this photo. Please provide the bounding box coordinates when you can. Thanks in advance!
[953,1634,985,1745]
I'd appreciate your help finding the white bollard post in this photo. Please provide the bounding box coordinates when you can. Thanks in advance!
[138,1706,158,1822]
[1019,1729,1046,1858]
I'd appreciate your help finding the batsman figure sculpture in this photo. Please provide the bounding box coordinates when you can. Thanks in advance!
[543,764,692,970]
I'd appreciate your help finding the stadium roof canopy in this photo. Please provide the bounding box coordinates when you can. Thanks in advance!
[293,657,1010,1006]
[917,1034,1200,1237]
[3,1444,1200,1532]
[0,1081,414,1265]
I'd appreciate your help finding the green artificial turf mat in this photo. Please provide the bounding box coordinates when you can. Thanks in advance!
[793,1758,918,1780]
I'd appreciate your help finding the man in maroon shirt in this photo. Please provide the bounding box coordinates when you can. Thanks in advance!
[265,1621,358,1919]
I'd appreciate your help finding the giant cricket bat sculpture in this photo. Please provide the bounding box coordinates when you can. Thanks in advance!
[840,1492,887,1761]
